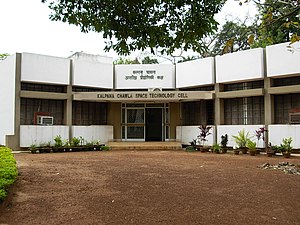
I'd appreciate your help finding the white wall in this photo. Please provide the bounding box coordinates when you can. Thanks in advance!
[269,125,300,148]
[176,57,214,88]
[0,55,16,145]
[21,52,70,85]
[217,125,265,148]
[72,59,113,89]
[176,126,215,146]
[266,42,300,77]
[20,125,69,147]
[69,52,113,64]
[115,64,175,89]
[216,48,264,83]
[72,125,113,143]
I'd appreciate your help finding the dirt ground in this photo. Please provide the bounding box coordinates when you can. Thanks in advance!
[0,151,300,225]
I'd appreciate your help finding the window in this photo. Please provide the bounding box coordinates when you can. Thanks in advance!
[182,100,214,125]
[72,86,108,92]
[273,76,300,87]
[224,81,263,92]
[274,93,300,124]
[20,98,64,125]
[180,85,214,91]
[224,97,264,125]
[72,101,107,125]
[21,82,66,93]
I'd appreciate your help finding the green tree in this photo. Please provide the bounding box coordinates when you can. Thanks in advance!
[0,53,9,61]
[114,57,140,65]
[42,0,225,55]
[202,20,257,56]
[240,0,300,47]
[141,56,158,64]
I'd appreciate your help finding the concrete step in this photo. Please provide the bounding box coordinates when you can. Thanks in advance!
[107,141,183,151]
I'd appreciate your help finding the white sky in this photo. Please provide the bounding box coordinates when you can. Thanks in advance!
[0,0,257,60]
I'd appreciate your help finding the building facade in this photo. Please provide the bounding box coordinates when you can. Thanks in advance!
[0,42,300,150]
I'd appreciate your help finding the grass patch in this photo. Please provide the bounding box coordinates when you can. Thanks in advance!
[0,147,18,202]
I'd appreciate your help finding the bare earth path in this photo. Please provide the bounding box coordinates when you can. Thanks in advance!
[0,151,300,225]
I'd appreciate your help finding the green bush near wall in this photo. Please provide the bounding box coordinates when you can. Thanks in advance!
[0,147,18,202]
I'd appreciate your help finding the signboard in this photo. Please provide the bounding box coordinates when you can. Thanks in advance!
[74,91,214,102]
[114,64,175,89]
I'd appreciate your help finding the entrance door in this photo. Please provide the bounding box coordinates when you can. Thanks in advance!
[145,108,163,141]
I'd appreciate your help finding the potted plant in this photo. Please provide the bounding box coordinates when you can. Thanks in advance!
[100,145,110,151]
[29,144,37,154]
[232,129,251,154]
[233,146,240,155]
[54,135,64,152]
[255,127,268,154]
[71,136,81,151]
[185,146,196,152]
[212,143,221,154]
[63,139,71,152]
[280,137,293,158]
[247,140,257,156]
[187,139,197,150]
[220,134,228,153]
[197,124,212,152]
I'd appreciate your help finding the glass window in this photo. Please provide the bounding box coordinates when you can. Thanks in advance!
[274,93,300,124]
[21,82,66,93]
[182,101,214,125]
[127,109,144,124]
[20,98,64,125]
[224,81,263,92]
[72,101,107,125]
[127,126,144,139]
[224,97,264,125]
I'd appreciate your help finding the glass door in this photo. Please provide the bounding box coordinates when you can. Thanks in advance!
[121,103,169,141]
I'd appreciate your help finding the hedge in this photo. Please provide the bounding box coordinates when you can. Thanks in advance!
[0,147,18,202]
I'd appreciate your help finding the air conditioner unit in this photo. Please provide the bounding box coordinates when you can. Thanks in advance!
[148,88,162,92]
[37,116,54,125]
[289,112,300,124]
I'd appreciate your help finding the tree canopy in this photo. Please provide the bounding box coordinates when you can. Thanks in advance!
[114,55,158,64]
[42,0,225,55]
[241,0,300,48]
[0,53,9,61]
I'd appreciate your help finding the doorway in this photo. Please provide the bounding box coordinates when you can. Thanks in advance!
[121,103,169,141]
[145,108,163,141]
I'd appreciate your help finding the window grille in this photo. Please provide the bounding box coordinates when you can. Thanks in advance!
[224,96,264,125]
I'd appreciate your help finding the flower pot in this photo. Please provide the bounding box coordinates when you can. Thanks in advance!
[239,147,248,154]
[233,149,240,155]
[283,152,291,158]
[249,150,256,156]
[221,147,228,154]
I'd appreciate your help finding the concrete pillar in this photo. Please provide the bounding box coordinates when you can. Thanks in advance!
[214,83,224,126]
[107,103,121,140]
[170,102,181,141]
[6,53,21,150]
[65,85,73,140]
[264,77,274,147]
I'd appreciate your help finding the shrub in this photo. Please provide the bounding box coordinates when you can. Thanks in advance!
[100,146,110,151]
[0,147,18,202]
[221,134,228,148]
[54,135,63,148]
[197,124,212,146]
[232,129,251,148]
[185,146,195,152]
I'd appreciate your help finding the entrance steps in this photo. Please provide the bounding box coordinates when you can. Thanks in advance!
[107,141,183,151]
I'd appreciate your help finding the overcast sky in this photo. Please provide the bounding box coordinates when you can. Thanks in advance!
[0,0,257,60]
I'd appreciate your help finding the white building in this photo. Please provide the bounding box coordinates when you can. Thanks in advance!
[0,42,300,150]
